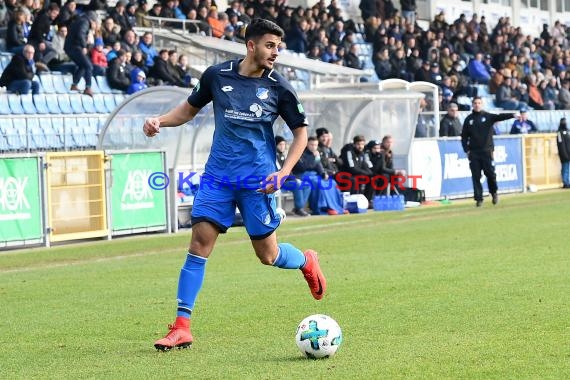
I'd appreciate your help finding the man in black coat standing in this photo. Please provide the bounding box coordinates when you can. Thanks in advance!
[461,97,514,207]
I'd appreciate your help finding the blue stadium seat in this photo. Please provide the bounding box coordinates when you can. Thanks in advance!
[81,94,97,113]
[27,118,49,150]
[50,117,71,149]
[69,94,85,114]
[89,76,102,94]
[57,94,74,114]
[8,94,25,114]
[52,73,70,94]
[84,121,99,147]
[96,75,122,94]
[39,73,56,93]
[0,94,10,114]
[65,118,84,147]
[6,119,27,151]
[114,93,125,107]
[33,94,50,114]
[0,54,12,70]
[21,94,37,114]
[93,94,108,113]
[44,94,63,114]
[103,94,117,113]
[0,118,10,151]
[42,118,61,150]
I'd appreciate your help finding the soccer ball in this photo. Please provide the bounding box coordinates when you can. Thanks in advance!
[295,314,342,359]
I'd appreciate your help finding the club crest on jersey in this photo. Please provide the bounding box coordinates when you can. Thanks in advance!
[256,87,269,100]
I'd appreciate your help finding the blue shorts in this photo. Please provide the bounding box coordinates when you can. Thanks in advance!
[190,183,281,240]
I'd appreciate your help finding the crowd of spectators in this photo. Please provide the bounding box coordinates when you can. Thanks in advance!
[2,0,570,111]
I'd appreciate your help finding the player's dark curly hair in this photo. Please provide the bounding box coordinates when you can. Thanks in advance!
[244,18,284,44]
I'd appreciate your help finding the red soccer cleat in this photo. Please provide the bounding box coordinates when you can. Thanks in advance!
[154,318,193,351]
[301,250,327,300]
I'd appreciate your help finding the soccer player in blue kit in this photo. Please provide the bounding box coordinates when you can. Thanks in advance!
[143,19,327,351]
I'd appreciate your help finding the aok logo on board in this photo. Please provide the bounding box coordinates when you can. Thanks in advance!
[121,169,154,211]
[0,176,31,220]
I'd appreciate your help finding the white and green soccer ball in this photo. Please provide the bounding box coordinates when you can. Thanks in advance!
[295,314,342,359]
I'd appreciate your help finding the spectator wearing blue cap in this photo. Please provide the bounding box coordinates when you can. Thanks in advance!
[510,109,537,134]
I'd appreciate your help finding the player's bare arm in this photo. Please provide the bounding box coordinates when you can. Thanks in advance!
[143,101,201,137]
[260,126,308,194]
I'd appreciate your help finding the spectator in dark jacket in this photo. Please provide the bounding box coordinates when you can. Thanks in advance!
[149,49,184,86]
[0,45,40,94]
[339,135,373,194]
[440,103,463,137]
[64,11,98,96]
[557,118,570,188]
[56,0,77,27]
[106,50,131,92]
[6,9,28,54]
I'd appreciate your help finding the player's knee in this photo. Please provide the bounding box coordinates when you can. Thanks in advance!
[258,255,275,266]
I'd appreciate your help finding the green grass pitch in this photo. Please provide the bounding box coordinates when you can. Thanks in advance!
[1,191,569,379]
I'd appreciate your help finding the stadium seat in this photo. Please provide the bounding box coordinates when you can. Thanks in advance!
[84,122,99,147]
[89,76,102,94]
[96,76,122,94]
[33,94,50,114]
[93,94,109,113]
[114,93,125,107]
[69,94,85,114]
[0,94,10,114]
[0,118,10,151]
[81,94,97,113]
[65,118,84,147]
[45,94,63,114]
[6,118,27,151]
[39,73,56,93]
[7,94,25,114]
[50,117,69,149]
[20,94,37,114]
[27,118,49,150]
[52,73,70,94]
[103,94,117,113]
[57,94,74,114]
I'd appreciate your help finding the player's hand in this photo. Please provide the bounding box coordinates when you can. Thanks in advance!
[143,118,160,137]
[258,171,288,194]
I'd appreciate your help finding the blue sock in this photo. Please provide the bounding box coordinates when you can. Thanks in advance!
[273,243,306,269]
[176,252,207,318]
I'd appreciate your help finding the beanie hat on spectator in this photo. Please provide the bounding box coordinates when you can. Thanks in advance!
[86,11,99,23]
[316,128,329,138]
[95,37,104,47]
[275,136,286,145]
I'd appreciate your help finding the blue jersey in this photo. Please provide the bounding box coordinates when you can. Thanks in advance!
[187,59,307,184]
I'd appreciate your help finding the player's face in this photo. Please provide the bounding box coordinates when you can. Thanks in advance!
[252,33,280,70]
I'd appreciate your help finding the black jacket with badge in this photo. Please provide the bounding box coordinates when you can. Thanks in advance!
[340,143,373,176]
[461,111,514,153]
